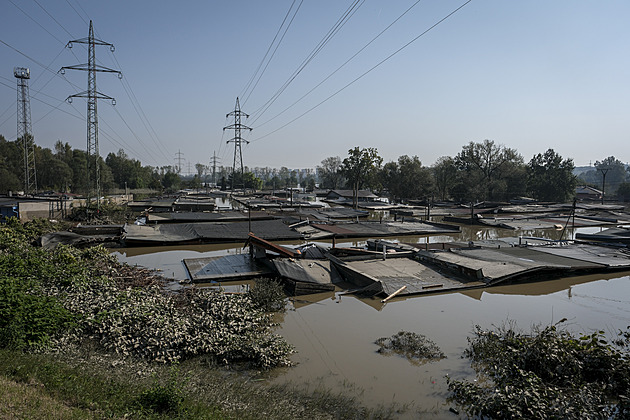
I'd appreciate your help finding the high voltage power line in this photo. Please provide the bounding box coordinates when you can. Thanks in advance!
[249,0,473,143]
[240,0,303,106]
[252,0,426,130]
[248,0,366,123]
[3,1,174,167]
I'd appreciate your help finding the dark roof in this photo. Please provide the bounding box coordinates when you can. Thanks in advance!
[327,189,378,199]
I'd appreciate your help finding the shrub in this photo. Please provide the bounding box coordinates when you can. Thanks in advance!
[448,323,630,419]
[247,277,287,313]
[0,219,294,368]
[375,331,445,364]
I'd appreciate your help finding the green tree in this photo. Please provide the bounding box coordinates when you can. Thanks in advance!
[595,156,627,194]
[162,170,181,192]
[318,156,344,189]
[37,148,72,191]
[69,150,89,194]
[341,147,383,209]
[616,182,630,201]
[527,149,577,202]
[578,156,628,194]
[432,156,458,201]
[453,140,524,202]
[381,155,433,203]
[0,136,22,193]
[242,172,263,190]
[105,149,153,190]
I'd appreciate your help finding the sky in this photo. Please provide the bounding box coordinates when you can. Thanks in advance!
[1,1,629,173]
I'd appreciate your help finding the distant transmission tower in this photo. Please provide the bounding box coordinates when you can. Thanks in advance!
[210,151,220,186]
[175,150,184,174]
[223,97,252,190]
[14,67,37,195]
[60,20,121,208]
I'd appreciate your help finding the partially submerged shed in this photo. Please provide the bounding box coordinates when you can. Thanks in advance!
[123,219,301,245]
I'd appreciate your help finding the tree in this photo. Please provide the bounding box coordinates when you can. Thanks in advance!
[162,170,181,192]
[527,149,577,202]
[453,140,524,202]
[381,155,433,202]
[595,156,627,194]
[69,150,89,194]
[242,172,263,190]
[578,156,628,194]
[318,156,344,189]
[432,156,458,201]
[37,148,72,191]
[0,163,21,194]
[341,147,383,209]
[106,149,154,190]
[306,177,316,192]
[0,136,24,193]
[616,182,630,202]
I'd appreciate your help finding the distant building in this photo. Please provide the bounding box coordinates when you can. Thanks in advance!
[325,189,378,202]
[0,196,68,222]
[575,185,602,201]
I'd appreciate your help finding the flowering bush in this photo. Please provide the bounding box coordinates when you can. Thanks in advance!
[0,219,293,368]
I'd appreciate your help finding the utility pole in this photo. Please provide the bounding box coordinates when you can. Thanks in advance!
[14,67,37,195]
[598,167,609,205]
[60,20,121,210]
[175,150,184,174]
[223,97,252,191]
[210,151,220,186]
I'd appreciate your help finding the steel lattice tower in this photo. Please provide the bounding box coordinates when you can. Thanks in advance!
[223,97,252,190]
[60,20,121,208]
[210,151,220,186]
[14,67,37,195]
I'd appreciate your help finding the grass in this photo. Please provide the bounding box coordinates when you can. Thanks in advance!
[0,375,92,420]
[0,348,400,419]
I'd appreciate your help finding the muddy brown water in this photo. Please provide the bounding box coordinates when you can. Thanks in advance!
[113,225,630,418]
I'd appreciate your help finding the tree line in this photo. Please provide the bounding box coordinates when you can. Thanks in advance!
[2,133,628,202]
[0,135,181,194]
[319,140,630,205]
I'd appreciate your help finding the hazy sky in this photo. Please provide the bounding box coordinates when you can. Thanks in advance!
[1,1,629,172]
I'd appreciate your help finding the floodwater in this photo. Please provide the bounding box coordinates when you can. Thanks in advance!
[113,223,630,418]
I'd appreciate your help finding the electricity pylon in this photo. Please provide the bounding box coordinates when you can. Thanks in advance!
[60,20,121,209]
[223,97,252,190]
[210,151,220,186]
[175,150,184,174]
[14,67,37,195]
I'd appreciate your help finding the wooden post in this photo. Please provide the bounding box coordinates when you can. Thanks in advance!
[381,285,407,303]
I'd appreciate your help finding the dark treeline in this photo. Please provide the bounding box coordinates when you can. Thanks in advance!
[2,134,629,202]
[319,140,630,204]
[0,135,184,194]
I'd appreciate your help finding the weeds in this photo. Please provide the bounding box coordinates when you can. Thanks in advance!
[137,367,186,415]
[375,331,445,364]
[448,322,630,419]
[247,277,287,313]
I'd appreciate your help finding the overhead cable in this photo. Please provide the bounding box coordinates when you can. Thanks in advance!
[255,0,425,129]
[252,0,473,143]
[240,0,303,106]
[249,0,366,123]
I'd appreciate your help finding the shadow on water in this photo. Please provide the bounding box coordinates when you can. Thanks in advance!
[111,224,630,418]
